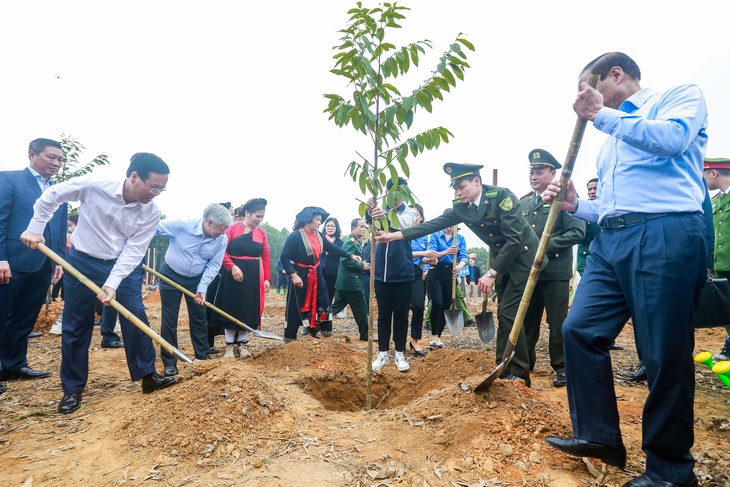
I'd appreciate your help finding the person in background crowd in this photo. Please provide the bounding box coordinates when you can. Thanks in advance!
[0,138,68,395]
[465,254,481,304]
[211,198,270,359]
[543,51,708,486]
[426,218,468,349]
[519,148,586,387]
[321,217,343,311]
[275,258,289,295]
[703,157,730,362]
[280,207,358,341]
[156,204,231,375]
[330,218,371,341]
[49,213,79,335]
[21,152,177,414]
[408,204,436,355]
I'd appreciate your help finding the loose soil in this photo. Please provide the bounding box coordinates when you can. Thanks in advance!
[1,292,728,486]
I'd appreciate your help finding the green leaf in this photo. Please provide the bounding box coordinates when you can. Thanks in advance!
[456,37,475,51]
[404,109,413,128]
[449,63,464,80]
[442,69,456,86]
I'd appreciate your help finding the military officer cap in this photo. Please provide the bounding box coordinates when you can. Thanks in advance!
[528,148,562,170]
[443,162,484,187]
[704,157,730,170]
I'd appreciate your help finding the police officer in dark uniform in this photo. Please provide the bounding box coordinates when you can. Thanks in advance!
[376,163,543,386]
[518,149,585,387]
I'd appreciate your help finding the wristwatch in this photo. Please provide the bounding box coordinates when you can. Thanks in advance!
[486,269,497,278]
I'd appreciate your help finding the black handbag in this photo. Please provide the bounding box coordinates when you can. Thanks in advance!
[692,272,730,328]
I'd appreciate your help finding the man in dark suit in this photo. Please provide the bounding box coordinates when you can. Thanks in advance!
[331,218,371,341]
[519,149,585,387]
[0,138,68,390]
[376,163,543,386]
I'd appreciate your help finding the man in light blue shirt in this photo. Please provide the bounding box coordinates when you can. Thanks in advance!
[156,204,232,376]
[543,52,707,487]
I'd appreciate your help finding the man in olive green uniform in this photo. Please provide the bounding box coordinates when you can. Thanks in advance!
[576,178,600,276]
[331,218,371,341]
[376,163,542,386]
[519,149,585,387]
[703,158,730,361]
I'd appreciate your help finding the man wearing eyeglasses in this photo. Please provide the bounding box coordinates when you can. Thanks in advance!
[20,152,176,414]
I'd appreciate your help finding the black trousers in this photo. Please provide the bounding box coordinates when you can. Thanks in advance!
[159,263,209,366]
[523,279,569,373]
[374,280,411,352]
[0,259,51,371]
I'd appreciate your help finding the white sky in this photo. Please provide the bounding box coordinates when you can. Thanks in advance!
[2,0,729,249]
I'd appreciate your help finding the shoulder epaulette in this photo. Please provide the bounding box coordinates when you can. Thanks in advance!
[484,190,499,199]
[452,198,466,206]
[520,191,533,199]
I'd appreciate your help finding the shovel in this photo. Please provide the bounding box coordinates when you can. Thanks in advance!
[36,243,193,363]
[474,74,599,393]
[143,264,283,341]
[444,225,464,335]
[474,294,495,343]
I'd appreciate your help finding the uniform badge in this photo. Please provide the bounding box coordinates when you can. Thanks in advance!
[484,190,498,198]
[499,196,513,212]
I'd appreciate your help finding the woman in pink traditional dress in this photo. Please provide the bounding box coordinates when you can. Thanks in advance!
[211,198,270,358]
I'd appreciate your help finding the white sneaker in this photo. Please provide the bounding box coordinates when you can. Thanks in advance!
[49,318,63,335]
[394,353,410,372]
[372,353,389,371]
[335,310,347,319]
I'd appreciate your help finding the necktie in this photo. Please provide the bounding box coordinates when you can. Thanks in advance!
[535,193,542,206]
[466,203,478,219]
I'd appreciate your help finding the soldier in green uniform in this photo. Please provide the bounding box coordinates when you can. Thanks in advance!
[519,149,585,387]
[703,157,730,361]
[376,163,543,386]
[331,218,371,341]
[576,178,600,276]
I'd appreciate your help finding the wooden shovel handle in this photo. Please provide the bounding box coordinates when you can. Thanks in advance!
[36,243,192,363]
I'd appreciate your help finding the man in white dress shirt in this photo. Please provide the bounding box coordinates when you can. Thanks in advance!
[21,152,176,414]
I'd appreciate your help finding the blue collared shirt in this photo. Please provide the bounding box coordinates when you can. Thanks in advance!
[573,85,708,224]
[429,230,468,266]
[156,219,228,294]
[28,167,53,193]
[410,235,430,271]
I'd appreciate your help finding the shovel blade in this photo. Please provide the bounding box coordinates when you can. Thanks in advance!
[252,329,285,341]
[475,311,495,343]
[444,307,464,336]
[473,351,515,393]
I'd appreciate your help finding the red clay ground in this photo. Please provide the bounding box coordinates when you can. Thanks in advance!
[1,292,728,486]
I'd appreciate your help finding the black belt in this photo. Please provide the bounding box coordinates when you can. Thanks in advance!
[599,212,674,231]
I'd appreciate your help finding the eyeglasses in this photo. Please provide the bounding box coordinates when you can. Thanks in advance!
[141,178,166,194]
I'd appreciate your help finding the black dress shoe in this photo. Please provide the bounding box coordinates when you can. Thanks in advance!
[623,364,647,381]
[553,372,567,387]
[0,383,6,394]
[57,393,82,414]
[101,339,124,349]
[209,347,219,354]
[608,343,624,351]
[544,436,626,469]
[141,372,176,394]
[624,473,698,487]
[409,342,427,357]
[500,373,531,388]
[1,366,50,380]
[164,365,178,377]
[27,331,43,338]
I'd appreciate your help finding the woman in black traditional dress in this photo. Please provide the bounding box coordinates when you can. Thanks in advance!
[212,198,270,358]
[280,207,360,341]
